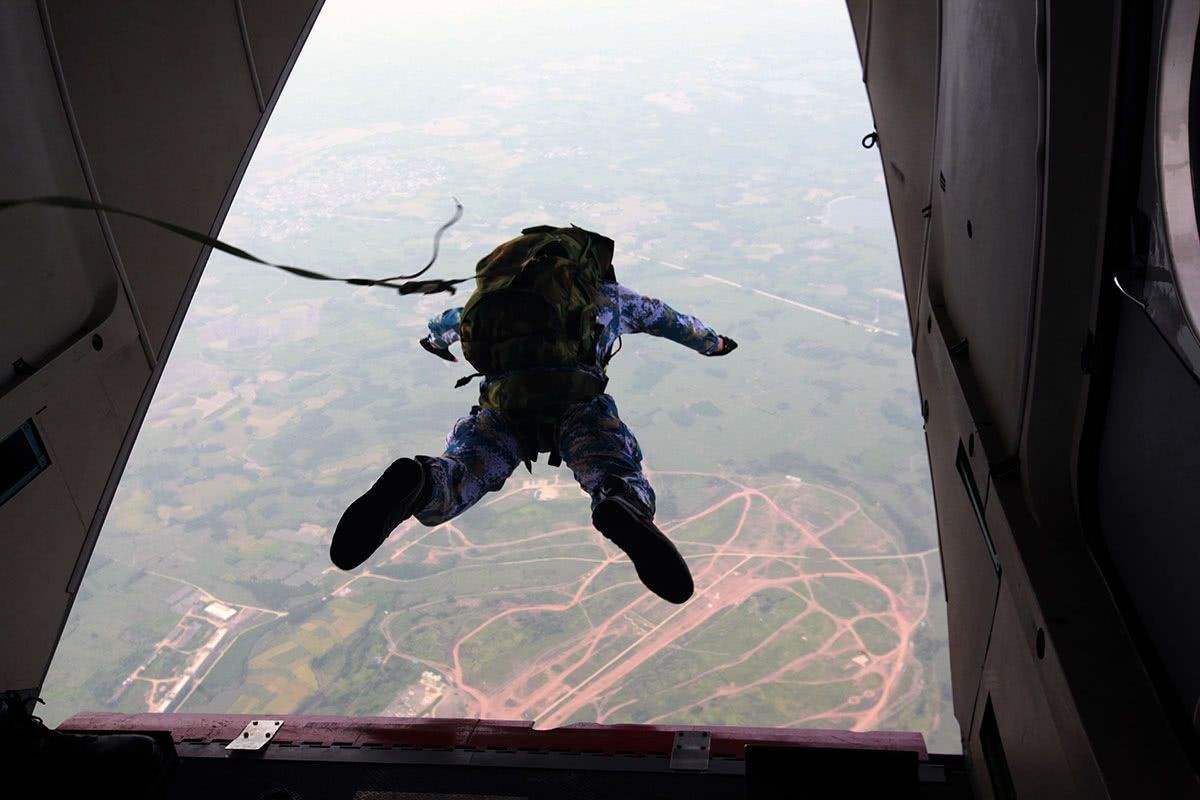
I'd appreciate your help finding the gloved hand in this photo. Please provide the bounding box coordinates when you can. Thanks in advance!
[419,335,458,362]
[706,336,738,356]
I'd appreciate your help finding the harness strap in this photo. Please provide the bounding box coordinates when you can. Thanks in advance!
[525,421,564,468]
[601,331,622,367]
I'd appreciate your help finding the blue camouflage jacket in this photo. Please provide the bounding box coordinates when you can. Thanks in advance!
[426,283,721,378]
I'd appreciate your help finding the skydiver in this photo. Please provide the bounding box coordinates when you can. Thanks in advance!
[330,225,736,604]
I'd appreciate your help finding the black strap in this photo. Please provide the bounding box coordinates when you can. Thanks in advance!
[454,372,484,388]
[0,195,471,296]
[377,199,463,281]
[602,334,623,367]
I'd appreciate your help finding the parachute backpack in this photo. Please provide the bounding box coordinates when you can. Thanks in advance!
[458,225,617,462]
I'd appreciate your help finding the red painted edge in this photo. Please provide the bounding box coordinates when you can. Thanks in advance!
[58,713,927,761]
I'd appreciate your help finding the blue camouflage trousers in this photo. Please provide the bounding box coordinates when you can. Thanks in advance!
[414,394,655,526]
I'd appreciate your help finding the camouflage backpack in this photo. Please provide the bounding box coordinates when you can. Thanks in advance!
[458,225,616,442]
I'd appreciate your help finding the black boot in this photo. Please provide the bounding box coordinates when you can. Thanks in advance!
[592,478,694,604]
[331,458,429,570]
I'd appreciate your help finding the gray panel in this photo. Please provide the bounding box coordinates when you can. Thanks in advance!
[0,462,84,688]
[0,2,155,692]
[1015,1,1115,541]
[925,2,1042,457]
[0,300,150,688]
[863,2,938,334]
[0,2,117,387]
[96,304,158,426]
[0,0,323,693]
[853,0,1200,793]
[969,583,1086,799]
[914,317,997,731]
[242,0,323,103]
[845,0,870,67]
[44,0,262,355]
[987,468,1200,798]
[35,356,124,530]
[1098,303,1200,725]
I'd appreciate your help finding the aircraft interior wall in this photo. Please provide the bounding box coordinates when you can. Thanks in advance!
[0,0,323,699]
[1089,0,1200,762]
[854,0,1200,795]
[1097,302,1200,733]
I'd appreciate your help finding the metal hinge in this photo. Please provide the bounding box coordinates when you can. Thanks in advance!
[226,719,283,751]
[669,730,711,771]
